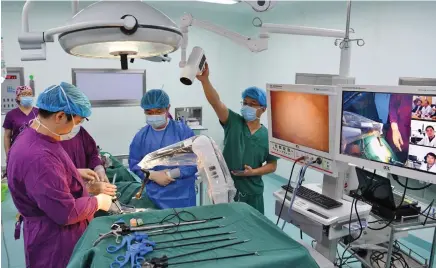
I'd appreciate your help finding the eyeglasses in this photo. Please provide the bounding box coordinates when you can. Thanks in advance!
[145,109,167,115]
[240,101,261,108]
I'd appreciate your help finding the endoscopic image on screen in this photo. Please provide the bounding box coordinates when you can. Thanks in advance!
[410,120,436,147]
[340,92,414,167]
[407,145,436,173]
[412,96,436,121]
[270,91,329,153]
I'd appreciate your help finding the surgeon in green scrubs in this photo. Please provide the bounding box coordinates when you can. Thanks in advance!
[197,63,278,214]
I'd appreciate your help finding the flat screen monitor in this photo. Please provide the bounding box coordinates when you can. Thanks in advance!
[336,85,436,184]
[267,84,339,175]
[72,69,146,107]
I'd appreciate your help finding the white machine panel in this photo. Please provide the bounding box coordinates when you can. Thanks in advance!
[1,67,25,114]
[270,141,336,175]
[274,183,372,239]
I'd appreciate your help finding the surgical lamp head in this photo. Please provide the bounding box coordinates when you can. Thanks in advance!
[180,46,206,86]
[19,1,183,68]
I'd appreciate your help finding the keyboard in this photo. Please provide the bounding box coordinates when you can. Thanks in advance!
[281,185,343,210]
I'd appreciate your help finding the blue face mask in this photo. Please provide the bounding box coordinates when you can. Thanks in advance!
[20,96,33,107]
[146,114,167,129]
[241,105,259,122]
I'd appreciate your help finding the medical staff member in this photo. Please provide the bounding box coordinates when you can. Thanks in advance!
[60,122,116,196]
[7,82,113,268]
[129,89,197,209]
[421,100,433,118]
[418,126,436,147]
[197,63,278,214]
[420,152,436,173]
[3,86,38,156]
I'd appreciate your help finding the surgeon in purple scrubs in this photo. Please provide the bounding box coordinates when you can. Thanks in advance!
[7,82,113,268]
[3,86,38,157]
[60,126,117,196]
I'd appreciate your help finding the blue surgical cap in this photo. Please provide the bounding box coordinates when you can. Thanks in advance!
[36,82,92,118]
[141,89,170,110]
[242,86,267,107]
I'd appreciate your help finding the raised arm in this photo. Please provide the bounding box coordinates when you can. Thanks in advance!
[196,63,229,124]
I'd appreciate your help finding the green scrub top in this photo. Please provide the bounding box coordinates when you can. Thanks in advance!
[221,109,278,196]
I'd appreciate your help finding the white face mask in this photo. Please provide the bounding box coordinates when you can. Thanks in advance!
[35,118,80,141]
[60,124,81,140]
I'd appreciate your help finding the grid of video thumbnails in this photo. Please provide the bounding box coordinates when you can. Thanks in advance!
[341,92,436,174]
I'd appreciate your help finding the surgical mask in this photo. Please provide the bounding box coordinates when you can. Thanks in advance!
[35,118,80,141]
[60,124,81,140]
[20,96,33,107]
[241,105,259,122]
[146,114,167,129]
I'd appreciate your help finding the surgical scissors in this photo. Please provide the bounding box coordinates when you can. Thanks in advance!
[107,232,150,253]
[110,243,154,268]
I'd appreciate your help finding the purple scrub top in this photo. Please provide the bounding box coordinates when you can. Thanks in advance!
[2,107,38,143]
[60,127,102,169]
[386,94,413,163]
[7,127,98,268]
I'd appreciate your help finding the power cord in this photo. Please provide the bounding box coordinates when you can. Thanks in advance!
[157,209,199,234]
[338,198,363,268]
[370,249,410,268]
[391,174,432,190]
[276,158,301,225]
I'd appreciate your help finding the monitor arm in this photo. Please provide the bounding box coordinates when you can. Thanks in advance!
[179,14,268,67]
[179,13,347,68]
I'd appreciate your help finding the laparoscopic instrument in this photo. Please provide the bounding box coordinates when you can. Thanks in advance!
[142,239,254,268]
[110,235,238,268]
[93,216,224,246]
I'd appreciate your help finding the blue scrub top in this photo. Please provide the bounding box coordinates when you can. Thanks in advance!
[129,120,197,209]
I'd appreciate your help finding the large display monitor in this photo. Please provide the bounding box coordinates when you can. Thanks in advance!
[336,85,436,183]
[72,69,146,107]
[267,84,339,175]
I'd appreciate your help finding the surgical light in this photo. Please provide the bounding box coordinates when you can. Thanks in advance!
[19,1,183,69]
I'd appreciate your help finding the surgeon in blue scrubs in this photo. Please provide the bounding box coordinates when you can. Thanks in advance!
[129,89,197,209]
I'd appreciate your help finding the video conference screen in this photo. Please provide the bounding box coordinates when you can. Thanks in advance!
[270,91,330,153]
[340,91,436,174]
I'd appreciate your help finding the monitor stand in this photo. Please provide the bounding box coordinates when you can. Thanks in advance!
[316,168,347,261]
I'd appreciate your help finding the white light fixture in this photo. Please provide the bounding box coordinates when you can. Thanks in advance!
[19,1,183,69]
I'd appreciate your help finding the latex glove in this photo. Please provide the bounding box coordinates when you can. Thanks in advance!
[150,171,175,187]
[231,165,256,177]
[94,165,109,182]
[87,182,117,196]
[196,62,209,83]
[391,123,403,151]
[95,194,113,211]
[78,169,99,183]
